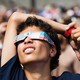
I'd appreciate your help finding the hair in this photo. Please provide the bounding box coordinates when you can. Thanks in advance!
[17,17,61,71]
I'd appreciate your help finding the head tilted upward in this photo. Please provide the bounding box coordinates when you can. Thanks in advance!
[16,17,61,71]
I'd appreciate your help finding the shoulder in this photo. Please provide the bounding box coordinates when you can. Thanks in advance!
[59,71,80,80]
[0,54,18,69]
[52,71,80,80]
[0,55,25,80]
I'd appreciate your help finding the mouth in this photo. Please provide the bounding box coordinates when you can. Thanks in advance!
[23,47,35,54]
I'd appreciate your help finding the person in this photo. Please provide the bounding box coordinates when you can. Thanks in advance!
[52,34,80,76]
[0,12,80,80]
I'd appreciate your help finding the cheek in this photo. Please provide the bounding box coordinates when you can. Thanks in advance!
[17,43,26,64]
[35,41,50,57]
[17,43,24,56]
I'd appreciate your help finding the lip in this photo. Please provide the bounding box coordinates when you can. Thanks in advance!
[23,45,35,53]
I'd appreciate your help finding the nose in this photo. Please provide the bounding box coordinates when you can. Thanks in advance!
[24,37,33,44]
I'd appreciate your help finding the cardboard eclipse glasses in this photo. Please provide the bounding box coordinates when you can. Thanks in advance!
[15,31,54,46]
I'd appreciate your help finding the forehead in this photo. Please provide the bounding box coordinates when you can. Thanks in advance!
[20,26,42,34]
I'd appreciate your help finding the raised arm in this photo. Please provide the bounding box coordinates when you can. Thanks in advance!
[34,15,76,34]
[1,12,29,66]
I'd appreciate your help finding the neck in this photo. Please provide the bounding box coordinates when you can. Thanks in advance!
[23,61,52,80]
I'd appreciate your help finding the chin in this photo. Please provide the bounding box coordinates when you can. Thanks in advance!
[20,59,37,65]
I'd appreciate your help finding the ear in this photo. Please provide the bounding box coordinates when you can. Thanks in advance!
[50,45,57,57]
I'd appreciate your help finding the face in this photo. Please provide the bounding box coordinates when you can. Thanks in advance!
[17,26,56,65]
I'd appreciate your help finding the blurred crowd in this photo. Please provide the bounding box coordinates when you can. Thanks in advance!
[0,3,80,76]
